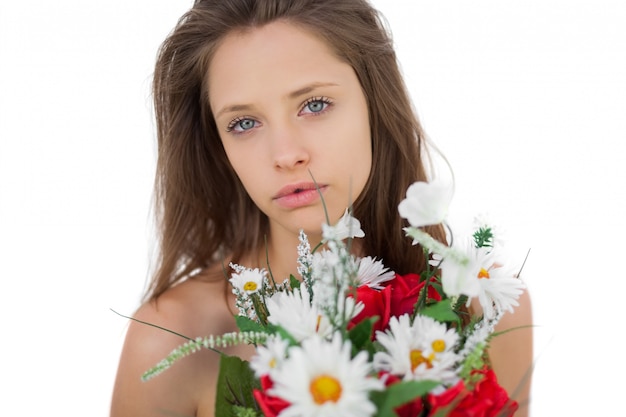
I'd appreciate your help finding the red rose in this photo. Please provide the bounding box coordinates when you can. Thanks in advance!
[350,284,392,334]
[388,273,442,318]
[427,368,518,417]
[349,273,443,336]
[252,375,290,417]
[427,379,466,414]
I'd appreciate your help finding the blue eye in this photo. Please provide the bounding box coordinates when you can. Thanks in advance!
[307,101,325,112]
[227,117,258,133]
[300,97,332,115]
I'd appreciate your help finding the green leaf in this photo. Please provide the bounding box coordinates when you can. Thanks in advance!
[371,380,439,417]
[271,325,299,346]
[215,354,261,417]
[473,226,494,248]
[430,282,444,299]
[235,315,266,333]
[420,299,459,323]
[452,294,468,313]
[289,274,301,290]
[348,317,377,354]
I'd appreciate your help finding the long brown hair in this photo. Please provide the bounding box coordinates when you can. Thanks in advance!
[145,0,447,302]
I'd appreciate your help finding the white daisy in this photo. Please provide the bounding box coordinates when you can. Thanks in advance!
[471,249,525,319]
[373,314,459,384]
[357,256,395,290]
[269,333,383,417]
[249,335,290,378]
[229,267,266,295]
[398,180,454,228]
[265,286,333,342]
[322,208,365,242]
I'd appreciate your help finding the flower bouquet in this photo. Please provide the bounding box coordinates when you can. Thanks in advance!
[143,180,526,417]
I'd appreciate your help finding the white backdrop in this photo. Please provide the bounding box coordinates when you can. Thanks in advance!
[1,1,625,415]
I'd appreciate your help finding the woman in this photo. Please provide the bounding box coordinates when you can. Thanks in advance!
[111,1,533,416]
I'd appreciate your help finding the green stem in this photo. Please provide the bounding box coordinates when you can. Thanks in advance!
[110,309,193,341]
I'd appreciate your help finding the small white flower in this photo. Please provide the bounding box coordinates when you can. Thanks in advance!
[297,229,314,282]
[249,336,290,378]
[357,256,395,290]
[309,250,343,311]
[269,333,383,417]
[322,294,364,326]
[311,249,359,286]
[311,249,342,277]
[373,314,459,384]
[457,314,500,360]
[398,180,454,228]
[322,208,365,242]
[309,252,364,325]
[229,267,266,295]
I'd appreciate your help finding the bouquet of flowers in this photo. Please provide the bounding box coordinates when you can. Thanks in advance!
[143,180,526,417]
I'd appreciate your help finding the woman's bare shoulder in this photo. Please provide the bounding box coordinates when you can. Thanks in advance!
[141,275,235,334]
[110,273,242,417]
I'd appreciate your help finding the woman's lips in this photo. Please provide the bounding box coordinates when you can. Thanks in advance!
[273,182,327,209]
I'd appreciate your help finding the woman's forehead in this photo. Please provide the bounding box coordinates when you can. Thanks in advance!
[207,21,354,114]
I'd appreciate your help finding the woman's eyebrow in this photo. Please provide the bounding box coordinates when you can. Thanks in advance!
[215,82,339,119]
[215,103,254,119]
[287,81,339,99]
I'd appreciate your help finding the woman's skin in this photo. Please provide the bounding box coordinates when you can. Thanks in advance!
[111,20,533,417]
[485,290,533,415]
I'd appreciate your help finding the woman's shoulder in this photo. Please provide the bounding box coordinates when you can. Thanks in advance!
[111,270,243,417]
[142,274,233,332]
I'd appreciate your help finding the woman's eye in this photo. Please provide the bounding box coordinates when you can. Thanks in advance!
[226,117,258,133]
[300,97,332,115]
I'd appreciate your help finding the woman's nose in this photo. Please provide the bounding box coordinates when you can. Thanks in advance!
[270,121,310,170]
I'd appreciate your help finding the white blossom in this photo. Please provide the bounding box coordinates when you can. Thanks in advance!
[398,180,453,228]
[322,208,365,242]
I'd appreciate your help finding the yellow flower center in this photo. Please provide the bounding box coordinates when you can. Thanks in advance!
[310,375,342,404]
[432,339,446,353]
[410,349,434,371]
[478,268,490,279]
[243,281,258,291]
[268,358,277,369]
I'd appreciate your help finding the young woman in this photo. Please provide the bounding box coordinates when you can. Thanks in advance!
[110,1,533,416]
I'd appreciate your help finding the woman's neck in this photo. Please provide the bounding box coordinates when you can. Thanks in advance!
[250,227,365,284]
[254,230,312,283]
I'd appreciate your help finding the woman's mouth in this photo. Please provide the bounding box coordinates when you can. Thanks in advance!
[273,182,327,209]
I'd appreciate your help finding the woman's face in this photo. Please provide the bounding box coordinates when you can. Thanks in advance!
[209,21,372,240]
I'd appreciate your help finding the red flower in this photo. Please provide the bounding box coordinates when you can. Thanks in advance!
[350,284,392,334]
[427,368,518,417]
[388,273,442,318]
[252,375,290,417]
[349,273,443,337]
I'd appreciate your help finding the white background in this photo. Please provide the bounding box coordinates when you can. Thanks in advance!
[1,1,624,415]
